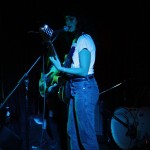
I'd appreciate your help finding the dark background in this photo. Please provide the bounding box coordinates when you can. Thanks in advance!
[1,0,150,108]
[0,0,150,148]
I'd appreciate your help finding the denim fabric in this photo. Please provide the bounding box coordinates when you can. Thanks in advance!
[67,77,100,150]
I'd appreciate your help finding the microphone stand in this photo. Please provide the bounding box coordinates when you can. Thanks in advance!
[99,81,125,96]
[37,29,66,149]
[0,56,41,110]
[0,56,41,150]
[99,80,138,148]
[99,81,127,128]
[98,81,135,144]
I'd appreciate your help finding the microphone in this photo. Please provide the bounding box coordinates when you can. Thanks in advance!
[53,26,69,34]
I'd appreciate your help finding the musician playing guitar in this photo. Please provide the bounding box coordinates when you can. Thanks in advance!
[49,12,100,150]
[38,25,72,104]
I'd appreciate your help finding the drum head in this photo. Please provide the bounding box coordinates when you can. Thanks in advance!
[111,107,137,149]
[111,107,150,150]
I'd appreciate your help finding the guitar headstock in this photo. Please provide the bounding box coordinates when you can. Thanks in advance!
[39,24,54,42]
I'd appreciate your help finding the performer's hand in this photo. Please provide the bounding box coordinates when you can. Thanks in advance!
[49,56,62,71]
[47,83,57,93]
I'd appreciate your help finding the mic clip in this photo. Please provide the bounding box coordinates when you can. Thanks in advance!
[126,124,137,139]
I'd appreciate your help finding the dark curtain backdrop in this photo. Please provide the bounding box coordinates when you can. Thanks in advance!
[1,0,150,148]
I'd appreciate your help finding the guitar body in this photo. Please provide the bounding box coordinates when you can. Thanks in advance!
[58,80,70,104]
[39,79,46,97]
[39,78,49,98]
[39,76,70,103]
[39,66,59,98]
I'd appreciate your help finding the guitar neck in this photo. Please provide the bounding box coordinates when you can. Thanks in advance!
[46,40,59,60]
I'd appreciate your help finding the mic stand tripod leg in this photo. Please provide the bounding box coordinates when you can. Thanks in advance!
[105,117,118,150]
[25,77,30,150]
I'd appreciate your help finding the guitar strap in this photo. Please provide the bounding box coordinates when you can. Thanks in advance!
[63,46,75,68]
[63,32,84,68]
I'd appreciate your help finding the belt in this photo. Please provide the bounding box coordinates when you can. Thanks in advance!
[71,74,94,82]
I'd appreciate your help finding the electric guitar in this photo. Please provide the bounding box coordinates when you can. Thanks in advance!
[38,25,70,104]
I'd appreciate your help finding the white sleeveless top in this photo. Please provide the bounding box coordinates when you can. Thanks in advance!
[71,34,96,75]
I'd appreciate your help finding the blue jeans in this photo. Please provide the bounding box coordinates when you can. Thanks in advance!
[67,77,100,150]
